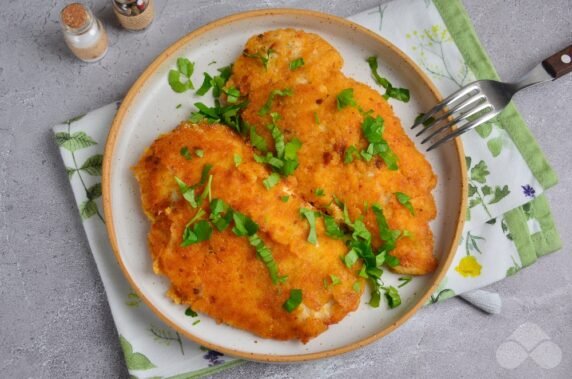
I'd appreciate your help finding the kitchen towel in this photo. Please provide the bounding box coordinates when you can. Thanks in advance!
[52,0,561,377]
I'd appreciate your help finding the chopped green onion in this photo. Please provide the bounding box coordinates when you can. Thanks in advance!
[282,289,303,312]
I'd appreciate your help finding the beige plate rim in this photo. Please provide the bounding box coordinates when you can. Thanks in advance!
[102,8,468,363]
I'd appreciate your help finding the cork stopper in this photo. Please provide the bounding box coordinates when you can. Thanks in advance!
[60,3,92,32]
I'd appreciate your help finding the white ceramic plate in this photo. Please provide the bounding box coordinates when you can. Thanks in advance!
[103,9,466,362]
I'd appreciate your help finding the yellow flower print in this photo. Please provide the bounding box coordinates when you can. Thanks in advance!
[455,256,482,278]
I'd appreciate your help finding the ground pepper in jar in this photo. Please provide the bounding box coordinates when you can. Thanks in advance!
[60,3,108,62]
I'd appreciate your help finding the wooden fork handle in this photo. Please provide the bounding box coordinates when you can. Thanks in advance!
[542,45,572,79]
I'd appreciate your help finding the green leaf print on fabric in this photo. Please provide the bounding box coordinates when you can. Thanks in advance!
[475,123,492,138]
[455,231,484,278]
[149,325,185,355]
[367,4,388,31]
[56,131,97,152]
[466,157,510,219]
[428,278,455,304]
[125,292,142,307]
[487,137,503,157]
[506,256,522,276]
[59,117,105,223]
[80,154,103,176]
[119,335,156,371]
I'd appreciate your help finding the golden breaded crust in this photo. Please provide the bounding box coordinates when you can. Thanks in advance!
[229,29,437,275]
[133,124,363,342]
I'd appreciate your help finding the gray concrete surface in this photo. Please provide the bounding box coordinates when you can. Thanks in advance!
[0,0,570,378]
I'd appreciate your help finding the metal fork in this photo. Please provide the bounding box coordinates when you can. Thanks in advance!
[413,44,571,151]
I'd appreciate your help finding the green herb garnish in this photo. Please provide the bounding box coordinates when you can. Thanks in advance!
[233,153,242,167]
[168,57,195,93]
[249,126,268,152]
[313,111,320,124]
[384,286,401,308]
[248,233,287,284]
[223,86,240,103]
[196,73,213,96]
[185,307,198,317]
[314,188,325,197]
[336,88,357,110]
[231,211,259,237]
[174,176,197,207]
[344,145,358,164]
[360,115,398,170]
[280,195,289,203]
[300,208,319,245]
[176,104,182,109]
[395,192,415,215]
[243,48,275,70]
[352,281,361,292]
[282,289,303,312]
[195,149,204,158]
[323,215,345,239]
[414,112,436,127]
[181,219,212,246]
[366,56,410,102]
[192,320,201,326]
[398,276,412,288]
[289,58,305,70]
[189,101,248,133]
[259,88,293,116]
[180,146,192,160]
[263,172,281,190]
[209,198,233,231]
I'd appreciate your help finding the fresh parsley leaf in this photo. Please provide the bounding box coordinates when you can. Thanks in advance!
[366,56,410,103]
[174,176,197,208]
[289,58,304,70]
[197,164,213,187]
[267,116,285,156]
[395,192,415,215]
[398,276,412,288]
[168,57,195,93]
[283,289,302,312]
[181,219,212,246]
[232,211,259,237]
[386,254,400,267]
[352,281,361,292]
[180,146,192,160]
[263,172,281,190]
[190,101,248,133]
[300,208,319,245]
[280,195,289,203]
[371,204,401,253]
[343,248,359,268]
[243,48,275,70]
[248,233,287,284]
[249,126,268,152]
[414,113,436,127]
[369,283,381,307]
[384,286,401,308]
[185,307,198,317]
[360,115,398,170]
[314,188,325,197]
[209,198,233,231]
[336,88,356,110]
[223,86,240,103]
[344,145,359,164]
[233,153,242,167]
[195,149,204,158]
[329,274,341,287]
[196,73,213,96]
[259,88,293,116]
[323,215,345,239]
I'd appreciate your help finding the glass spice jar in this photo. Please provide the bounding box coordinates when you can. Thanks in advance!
[112,0,155,31]
[60,3,108,62]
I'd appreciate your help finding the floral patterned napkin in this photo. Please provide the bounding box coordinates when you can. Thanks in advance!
[52,0,561,377]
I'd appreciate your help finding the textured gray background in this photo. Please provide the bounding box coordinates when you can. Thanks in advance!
[0,0,570,378]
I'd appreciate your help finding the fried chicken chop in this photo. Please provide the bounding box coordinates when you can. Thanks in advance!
[228,29,437,275]
[134,124,363,342]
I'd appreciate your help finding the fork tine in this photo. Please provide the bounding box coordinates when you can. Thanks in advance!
[411,84,479,130]
[426,111,498,152]
[420,103,492,144]
[416,94,486,137]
